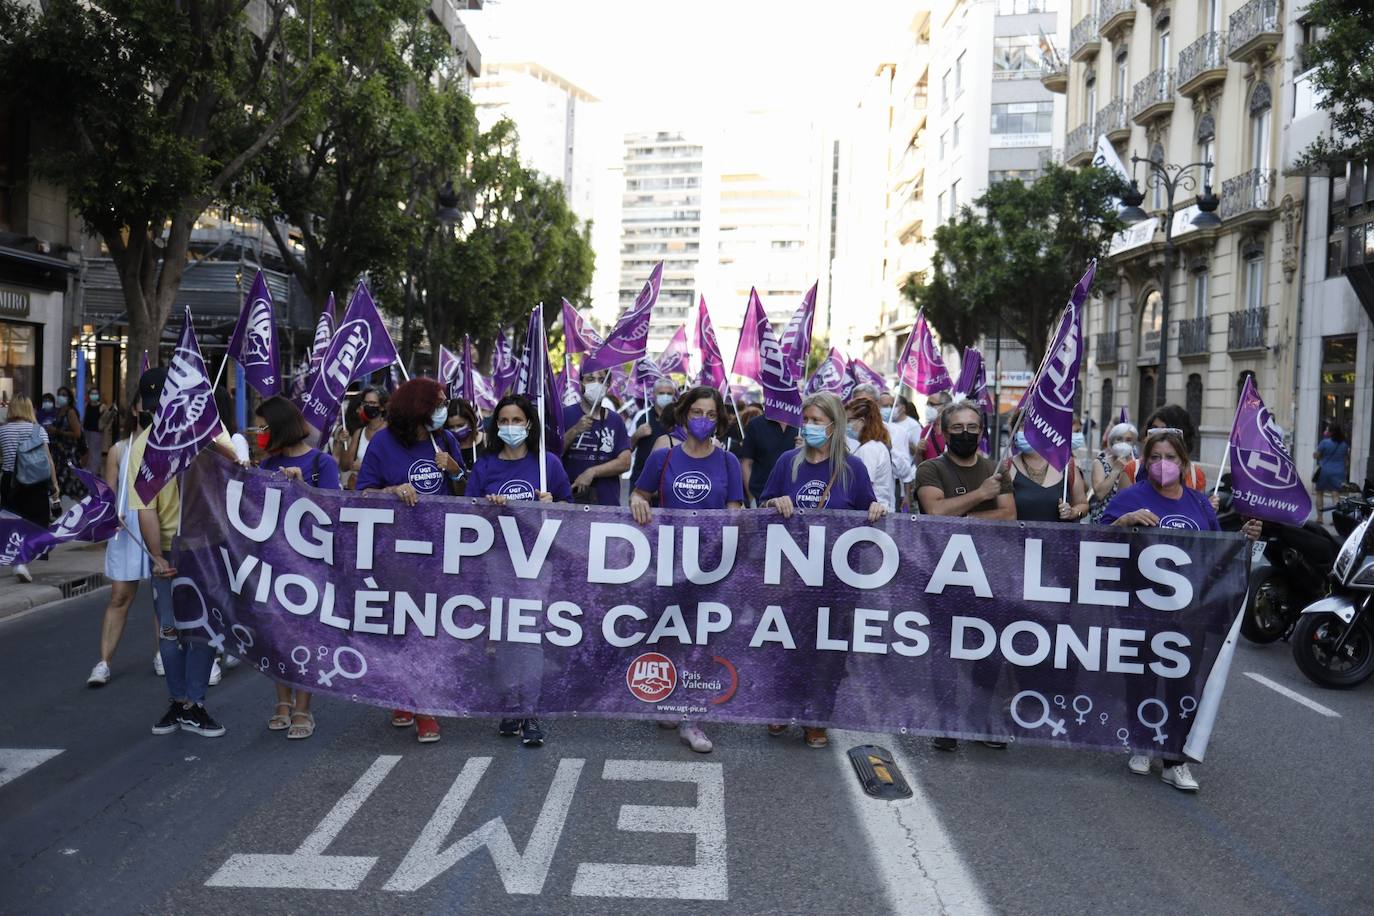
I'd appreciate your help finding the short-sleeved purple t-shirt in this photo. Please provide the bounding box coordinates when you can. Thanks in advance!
[759,448,877,510]
[260,448,341,490]
[355,427,462,495]
[466,451,573,503]
[560,404,631,506]
[635,445,744,510]
[1099,480,1219,531]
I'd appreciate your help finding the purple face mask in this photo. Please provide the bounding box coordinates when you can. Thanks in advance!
[686,417,716,442]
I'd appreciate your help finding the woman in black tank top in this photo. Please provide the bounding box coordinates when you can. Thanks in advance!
[1006,433,1089,523]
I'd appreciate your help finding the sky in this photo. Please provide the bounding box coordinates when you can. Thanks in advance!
[465,0,914,124]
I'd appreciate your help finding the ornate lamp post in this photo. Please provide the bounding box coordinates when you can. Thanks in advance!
[1118,158,1221,407]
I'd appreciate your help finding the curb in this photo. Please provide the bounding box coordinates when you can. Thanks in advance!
[0,573,109,623]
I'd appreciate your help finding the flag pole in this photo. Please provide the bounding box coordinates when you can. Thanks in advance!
[537,303,548,495]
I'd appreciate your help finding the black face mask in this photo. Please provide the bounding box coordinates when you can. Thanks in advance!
[947,431,980,458]
[361,404,382,420]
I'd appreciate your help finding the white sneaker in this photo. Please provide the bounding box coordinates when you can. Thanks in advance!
[208,659,222,686]
[15,564,32,583]
[1128,754,1152,775]
[222,654,242,670]
[1162,763,1199,792]
[87,661,111,687]
[678,722,713,754]
[153,652,165,677]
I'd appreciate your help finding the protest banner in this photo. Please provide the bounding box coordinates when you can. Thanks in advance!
[173,457,1248,760]
[1223,376,1313,525]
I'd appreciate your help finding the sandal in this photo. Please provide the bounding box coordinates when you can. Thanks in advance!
[268,701,293,731]
[286,710,315,740]
[803,727,829,748]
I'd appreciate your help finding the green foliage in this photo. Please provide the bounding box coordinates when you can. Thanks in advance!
[902,165,1126,369]
[1296,0,1374,167]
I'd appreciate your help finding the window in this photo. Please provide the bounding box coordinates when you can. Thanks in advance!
[1186,374,1203,430]
[990,101,1054,134]
[938,191,947,222]
[1191,268,1209,319]
[1203,0,1221,33]
[953,116,963,148]
[998,0,1056,12]
[1156,15,1171,69]
[1150,142,1166,210]
[1249,82,1273,178]
[1099,379,1114,432]
[1115,49,1129,100]
[989,169,1040,184]
[1084,71,1098,123]
[941,70,951,108]
[993,36,1042,76]
[955,52,965,94]
[1196,111,1216,172]
[951,180,961,212]
[939,131,948,160]
[1236,370,1256,404]
[1243,242,1266,310]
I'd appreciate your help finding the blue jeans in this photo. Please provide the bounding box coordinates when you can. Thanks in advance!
[154,577,215,705]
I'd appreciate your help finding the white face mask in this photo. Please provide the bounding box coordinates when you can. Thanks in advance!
[924,405,938,423]
[583,382,606,405]
[1111,442,1135,459]
[655,393,674,409]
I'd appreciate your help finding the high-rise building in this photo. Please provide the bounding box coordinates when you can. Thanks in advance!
[1057,0,1300,469]
[618,130,718,353]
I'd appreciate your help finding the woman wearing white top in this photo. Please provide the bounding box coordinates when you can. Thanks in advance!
[845,395,896,510]
[335,386,386,490]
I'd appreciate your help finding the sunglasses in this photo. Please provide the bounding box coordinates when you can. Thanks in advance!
[1145,427,1184,437]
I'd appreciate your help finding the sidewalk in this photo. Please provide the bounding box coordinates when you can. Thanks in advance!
[0,543,108,621]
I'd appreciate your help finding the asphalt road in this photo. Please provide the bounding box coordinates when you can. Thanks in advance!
[1,587,1371,915]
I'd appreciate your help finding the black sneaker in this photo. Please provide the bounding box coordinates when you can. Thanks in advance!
[931,736,958,752]
[179,704,226,737]
[520,718,545,747]
[981,740,1008,749]
[497,718,521,737]
[152,700,183,735]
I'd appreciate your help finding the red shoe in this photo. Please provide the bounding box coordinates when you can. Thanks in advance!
[415,716,440,743]
[391,709,415,728]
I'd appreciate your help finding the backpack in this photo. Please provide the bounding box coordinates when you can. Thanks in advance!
[15,424,50,485]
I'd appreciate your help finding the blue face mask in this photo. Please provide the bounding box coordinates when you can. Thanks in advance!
[1071,432,1086,451]
[429,407,449,431]
[801,423,830,448]
[55,395,68,408]
[498,425,529,448]
[1015,432,1033,454]
[880,406,893,422]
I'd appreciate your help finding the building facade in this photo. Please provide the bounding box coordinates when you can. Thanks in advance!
[1058,0,1300,472]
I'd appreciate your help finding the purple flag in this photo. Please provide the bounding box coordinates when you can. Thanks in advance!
[634,356,668,396]
[846,359,889,396]
[954,347,996,417]
[1227,377,1313,525]
[561,298,604,355]
[582,262,662,375]
[139,350,150,376]
[291,295,336,400]
[609,364,632,402]
[456,335,496,411]
[0,465,121,566]
[516,307,566,447]
[1118,406,1130,426]
[733,289,802,426]
[301,281,399,432]
[779,283,818,382]
[657,325,690,377]
[805,347,849,396]
[491,328,520,399]
[1019,262,1094,471]
[438,344,460,394]
[135,307,222,503]
[695,296,726,390]
[226,269,281,397]
[898,310,951,396]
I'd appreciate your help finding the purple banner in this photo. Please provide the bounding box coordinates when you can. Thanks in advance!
[898,310,951,397]
[582,263,662,375]
[135,307,222,503]
[695,296,726,390]
[1227,377,1312,525]
[516,306,566,446]
[292,295,336,401]
[846,359,888,396]
[301,282,399,433]
[805,346,849,396]
[171,457,1249,759]
[779,282,817,383]
[657,325,690,377]
[0,465,120,566]
[491,328,521,400]
[226,269,281,397]
[561,298,604,356]
[1020,262,1093,471]
[733,289,802,426]
[437,344,460,394]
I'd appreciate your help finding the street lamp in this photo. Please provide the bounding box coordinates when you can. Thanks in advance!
[401,179,460,371]
[1118,156,1220,408]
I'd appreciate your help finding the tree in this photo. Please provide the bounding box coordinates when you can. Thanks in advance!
[902,165,1125,369]
[0,0,315,399]
[1296,0,1374,167]
[242,0,477,324]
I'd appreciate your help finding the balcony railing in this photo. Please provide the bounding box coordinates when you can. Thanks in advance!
[1227,306,1268,353]
[1228,0,1281,62]
[1040,55,1069,92]
[1131,68,1174,123]
[1177,316,1211,357]
[1096,97,1129,141]
[1178,31,1228,95]
[1220,168,1277,220]
[1070,15,1100,61]
[1099,0,1137,41]
[1066,122,1095,165]
[1096,330,1120,365]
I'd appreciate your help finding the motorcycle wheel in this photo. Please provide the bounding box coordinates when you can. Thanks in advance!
[1291,613,1374,689]
[1242,569,1294,644]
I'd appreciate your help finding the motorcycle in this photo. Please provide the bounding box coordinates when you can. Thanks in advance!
[1292,498,1374,689]
[1242,514,1345,644]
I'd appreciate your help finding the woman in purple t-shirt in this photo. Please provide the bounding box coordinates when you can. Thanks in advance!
[631,386,744,755]
[253,396,341,739]
[466,394,572,506]
[758,392,886,748]
[1099,429,1260,792]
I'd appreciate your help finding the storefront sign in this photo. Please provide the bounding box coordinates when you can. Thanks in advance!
[0,286,32,318]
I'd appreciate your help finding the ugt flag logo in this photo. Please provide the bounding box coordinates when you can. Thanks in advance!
[626,652,677,703]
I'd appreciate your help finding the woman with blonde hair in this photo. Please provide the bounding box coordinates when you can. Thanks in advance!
[758,391,887,748]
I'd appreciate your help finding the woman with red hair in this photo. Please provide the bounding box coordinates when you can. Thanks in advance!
[356,377,466,743]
